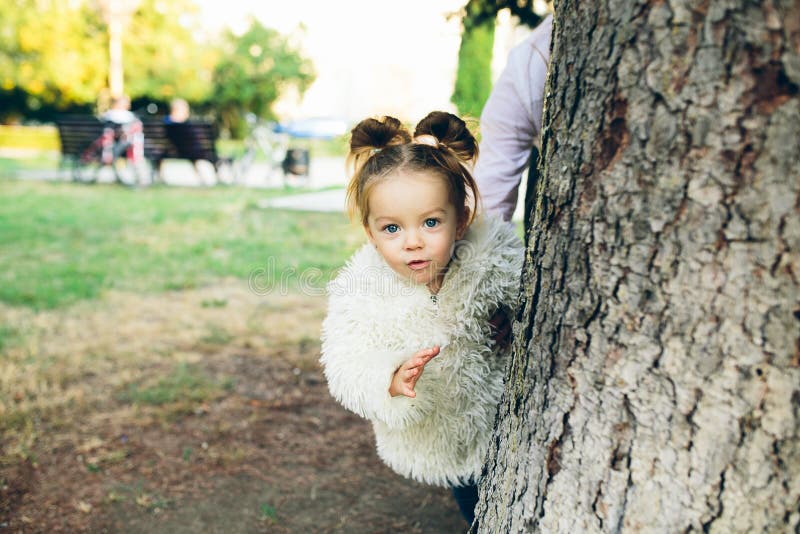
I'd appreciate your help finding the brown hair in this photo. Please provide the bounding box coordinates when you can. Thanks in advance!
[345,111,480,228]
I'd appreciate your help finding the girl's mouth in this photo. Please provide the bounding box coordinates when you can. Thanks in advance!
[407,260,431,271]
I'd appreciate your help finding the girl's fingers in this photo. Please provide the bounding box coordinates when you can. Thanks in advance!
[409,347,440,367]
[397,346,441,397]
[413,346,440,359]
[407,367,425,387]
[405,356,429,371]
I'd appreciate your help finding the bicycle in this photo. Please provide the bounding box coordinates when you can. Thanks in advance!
[75,119,149,186]
[235,115,310,186]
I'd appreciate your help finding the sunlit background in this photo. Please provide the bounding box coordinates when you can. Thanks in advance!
[0,0,551,129]
[195,0,530,122]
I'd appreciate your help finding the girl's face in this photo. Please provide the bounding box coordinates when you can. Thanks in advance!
[364,170,466,294]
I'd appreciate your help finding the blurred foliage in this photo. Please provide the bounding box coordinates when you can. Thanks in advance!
[451,0,495,119]
[121,0,217,104]
[0,0,107,117]
[462,0,548,28]
[451,0,549,119]
[0,0,214,121]
[0,1,312,132]
[211,19,315,139]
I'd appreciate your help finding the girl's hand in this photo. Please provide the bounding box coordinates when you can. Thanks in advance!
[389,346,440,398]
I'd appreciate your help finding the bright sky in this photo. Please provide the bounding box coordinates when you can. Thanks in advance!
[194,0,472,122]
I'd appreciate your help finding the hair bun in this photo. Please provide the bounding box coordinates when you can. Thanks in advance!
[350,116,410,153]
[348,116,411,178]
[413,111,478,164]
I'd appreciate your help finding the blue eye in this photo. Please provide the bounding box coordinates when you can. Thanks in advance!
[383,224,399,234]
[424,218,439,228]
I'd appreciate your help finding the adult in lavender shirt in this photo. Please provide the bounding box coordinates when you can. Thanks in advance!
[474,14,553,227]
[476,14,552,345]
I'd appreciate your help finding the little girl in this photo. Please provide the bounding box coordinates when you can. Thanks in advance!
[320,111,524,525]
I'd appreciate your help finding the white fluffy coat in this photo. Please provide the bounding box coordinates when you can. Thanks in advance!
[320,215,523,487]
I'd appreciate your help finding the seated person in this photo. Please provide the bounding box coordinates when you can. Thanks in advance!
[162,100,221,185]
[99,95,143,163]
[101,95,138,125]
[164,98,190,124]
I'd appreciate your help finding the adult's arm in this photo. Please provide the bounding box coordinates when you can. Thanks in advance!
[474,14,552,221]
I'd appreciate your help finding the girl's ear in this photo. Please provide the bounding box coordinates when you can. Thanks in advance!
[456,206,471,240]
[364,224,376,245]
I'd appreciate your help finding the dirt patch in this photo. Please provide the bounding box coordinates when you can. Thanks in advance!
[0,284,466,532]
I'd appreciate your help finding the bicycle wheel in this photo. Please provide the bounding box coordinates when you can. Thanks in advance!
[111,157,150,186]
[72,157,102,184]
[234,146,255,184]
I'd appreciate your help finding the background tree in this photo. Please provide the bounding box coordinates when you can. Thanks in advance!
[0,0,106,120]
[211,19,315,138]
[0,0,214,120]
[451,0,495,118]
[451,0,547,118]
[0,1,308,127]
[476,1,799,532]
[122,0,216,105]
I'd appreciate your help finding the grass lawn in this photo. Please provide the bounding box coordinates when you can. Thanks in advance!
[0,177,495,531]
[0,180,363,310]
[0,152,60,175]
[0,178,472,533]
[0,177,364,498]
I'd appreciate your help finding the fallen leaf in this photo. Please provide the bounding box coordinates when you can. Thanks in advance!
[76,501,92,513]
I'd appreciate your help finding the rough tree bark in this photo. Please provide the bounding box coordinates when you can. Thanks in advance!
[476,1,799,532]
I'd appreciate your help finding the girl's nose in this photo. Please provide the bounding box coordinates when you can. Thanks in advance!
[404,230,423,250]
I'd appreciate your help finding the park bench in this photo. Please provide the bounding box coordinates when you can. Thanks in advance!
[142,120,235,184]
[55,115,234,185]
[55,115,146,184]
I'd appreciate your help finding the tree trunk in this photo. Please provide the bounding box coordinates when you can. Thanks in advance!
[476,1,800,532]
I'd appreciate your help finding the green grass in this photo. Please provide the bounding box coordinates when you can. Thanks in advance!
[119,363,230,406]
[0,180,364,309]
[0,153,60,174]
[0,325,21,352]
[200,324,234,345]
[260,502,278,522]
